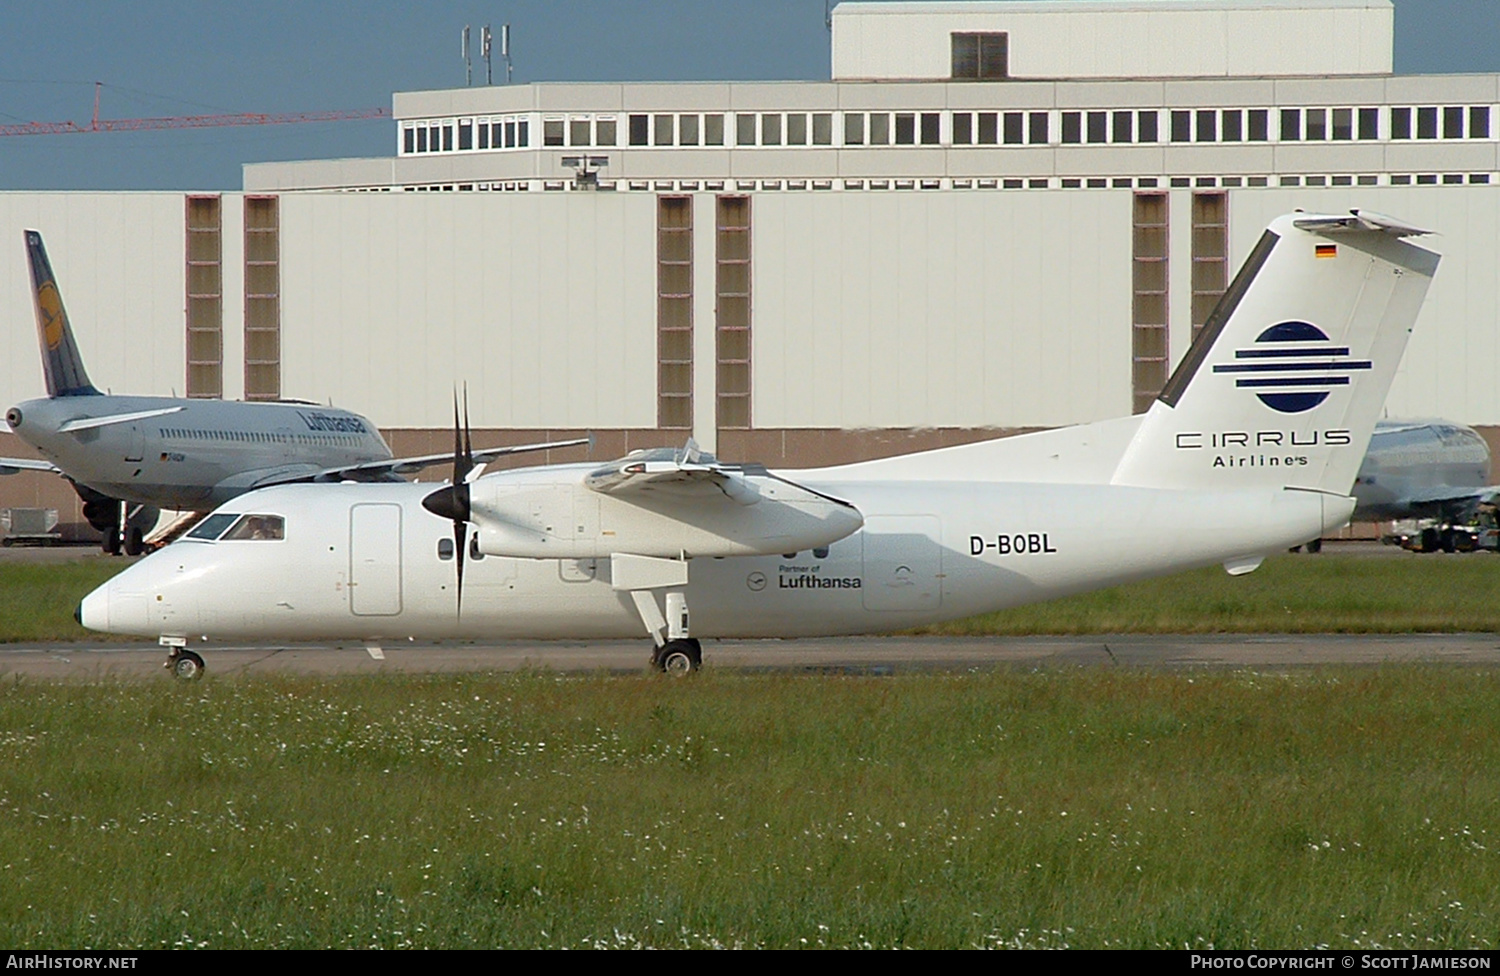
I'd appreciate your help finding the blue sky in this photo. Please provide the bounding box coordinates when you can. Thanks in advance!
[0,0,1494,190]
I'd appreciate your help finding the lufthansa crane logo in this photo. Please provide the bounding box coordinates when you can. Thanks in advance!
[1212,320,1372,414]
[37,282,65,351]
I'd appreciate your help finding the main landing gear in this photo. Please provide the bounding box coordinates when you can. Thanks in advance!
[622,570,702,675]
[161,637,205,680]
[653,638,703,675]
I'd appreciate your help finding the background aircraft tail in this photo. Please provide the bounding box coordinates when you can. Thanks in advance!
[1111,211,1438,496]
[25,230,99,398]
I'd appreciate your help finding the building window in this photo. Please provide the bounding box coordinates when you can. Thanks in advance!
[705,114,726,145]
[1111,111,1133,143]
[1417,106,1438,139]
[1028,112,1048,144]
[1444,106,1464,139]
[1332,108,1353,140]
[844,112,864,146]
[543,119,564,147]
[1191,192,1228,345]
[1138,110,1159,143]
[999,112,1019,144]
[812,113,832,145]
[1247,109,1268,141]
[1280,108,1301,141]
[870,113,891,145]
[243,196,280,402]
[656,114,676,146]
[1196,109,1217,142]
[953,112,972,145]
[761,113,782,146]
[1305,108,1326,141]
[458,120,473,150]
[716,197,751,431]
[1062,112,1082,144]
[1132,193,1169,415]
[1221,109,1242,142]
[597,117,617,146]
[402,126,415,154]
[736,113,756,146]
[658,197,693,430]
[1171,110,1191,143]
[185,195,222,399]
[787,113,807,145]
[569,118,591,146]
[920,112,940,145]
[951,32,1008,79]
[629,114,649,146]
[890,113,912,145]
[1087,111,1107,143]
[1359,107,1379,140]
[1470,106,1491,139]
[1391,107,1412,139]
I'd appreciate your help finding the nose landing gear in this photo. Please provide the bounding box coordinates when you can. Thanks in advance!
[160,636,204,680]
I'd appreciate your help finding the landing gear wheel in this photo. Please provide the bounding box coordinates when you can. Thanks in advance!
[654,638,702,676]
[123,527,145,557]
[168,649,205,681]
[1305,538,1322,554]
[103,530,121,555]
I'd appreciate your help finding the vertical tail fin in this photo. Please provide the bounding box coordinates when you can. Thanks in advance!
[25,230,98,398]
[1112,211,1439,495]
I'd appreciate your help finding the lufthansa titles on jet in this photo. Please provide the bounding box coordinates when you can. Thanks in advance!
[969,533,1058,556]
[298,412,368,434]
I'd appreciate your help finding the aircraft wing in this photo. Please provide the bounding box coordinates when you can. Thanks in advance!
[1401,485,1500,508]
[323,436,592,481]
[0,456,60,476]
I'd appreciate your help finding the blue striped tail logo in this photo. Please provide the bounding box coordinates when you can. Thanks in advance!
[1212,320,1372,414]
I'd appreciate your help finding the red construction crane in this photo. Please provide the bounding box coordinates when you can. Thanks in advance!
[0,82,387,137]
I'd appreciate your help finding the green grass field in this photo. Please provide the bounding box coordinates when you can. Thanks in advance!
[4,551,1497,948]
[1,669,1495,948]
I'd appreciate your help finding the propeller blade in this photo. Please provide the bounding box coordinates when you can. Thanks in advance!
[424,386,478,619]
[454,521,467,619]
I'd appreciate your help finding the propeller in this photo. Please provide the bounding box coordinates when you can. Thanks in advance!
[421,388,475,617]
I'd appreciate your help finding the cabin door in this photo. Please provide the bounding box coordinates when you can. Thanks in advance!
[349,503,403,615]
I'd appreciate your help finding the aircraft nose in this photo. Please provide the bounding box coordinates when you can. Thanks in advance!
[77,585,109,632]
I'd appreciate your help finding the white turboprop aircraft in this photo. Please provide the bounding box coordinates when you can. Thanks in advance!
[79,211,1439,678]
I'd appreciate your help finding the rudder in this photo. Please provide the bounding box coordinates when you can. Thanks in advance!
[25,230,98,398]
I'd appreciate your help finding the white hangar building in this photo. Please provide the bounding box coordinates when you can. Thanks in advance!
[1,0,1498,534]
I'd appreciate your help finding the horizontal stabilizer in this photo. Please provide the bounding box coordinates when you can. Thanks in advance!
[57,405,184,433]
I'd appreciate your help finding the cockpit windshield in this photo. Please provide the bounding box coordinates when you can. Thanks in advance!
[223,515,285,540]
[186,513,239,541]
[183,513,285,542]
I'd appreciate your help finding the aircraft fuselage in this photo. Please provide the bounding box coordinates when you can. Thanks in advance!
[80,475,1351,643]
[6,395,391,510]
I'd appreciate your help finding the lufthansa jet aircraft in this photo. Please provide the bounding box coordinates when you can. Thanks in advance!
[3,231,582,553]
[79,211,1439,677]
